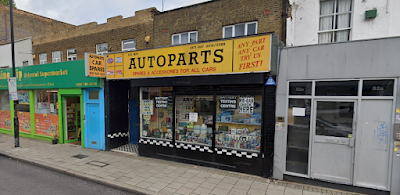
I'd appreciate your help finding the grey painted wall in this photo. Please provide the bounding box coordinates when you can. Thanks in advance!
[0,37,33,68]
[274,36,400,194]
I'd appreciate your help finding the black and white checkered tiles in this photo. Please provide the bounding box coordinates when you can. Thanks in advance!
[139,138,260,159]
[107,132,129,139]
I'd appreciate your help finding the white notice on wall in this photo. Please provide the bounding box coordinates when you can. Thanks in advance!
[292,107,306,116]
[189,112,198,122]
[50,103,55,113]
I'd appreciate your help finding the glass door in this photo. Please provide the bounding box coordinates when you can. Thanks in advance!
[310,100,356,184]
[64,97,81,143]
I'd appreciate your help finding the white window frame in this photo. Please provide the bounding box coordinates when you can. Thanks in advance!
[171,31,198,45]
[52,51,62,63]
[318,0,352,43]
[39,53,47,64]
[67,48,77,61]
[96,43,108,55]
[222,21,258,38]
[121,39,136,51]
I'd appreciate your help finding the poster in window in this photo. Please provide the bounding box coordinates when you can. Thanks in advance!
[35,113,59,136]
[239,96,254,114]
[18,111,31,133]
[142,100,153,115]
[0,110,11,130]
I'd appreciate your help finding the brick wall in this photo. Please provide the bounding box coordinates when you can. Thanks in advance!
[153,0,285,47]
[0,4,74,45]
[32,22,153,64]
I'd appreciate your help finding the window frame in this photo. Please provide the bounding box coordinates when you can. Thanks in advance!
[22,61,28,66]
[222,21,258,38]
[121,39,137,51]
[39,53,47,64]
[67,48,77,61]
[171,31,198,45]
[52,51,62,63]
[318,0,353,43]
[96,43,108,55]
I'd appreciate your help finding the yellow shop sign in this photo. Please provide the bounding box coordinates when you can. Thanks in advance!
[85,53,106,78]
[106,34,271,79]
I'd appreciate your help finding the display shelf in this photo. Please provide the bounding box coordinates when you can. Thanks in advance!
[216,121,261,126]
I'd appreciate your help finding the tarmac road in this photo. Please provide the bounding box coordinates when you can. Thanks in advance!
[0,155,135,195]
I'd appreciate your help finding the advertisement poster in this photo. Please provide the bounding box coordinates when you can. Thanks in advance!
[18,91,30,104]
[141,100,153,115]
[0,110,11,130]
[18,111,31,133]
[239,96,254,114]
[35,113,59,136]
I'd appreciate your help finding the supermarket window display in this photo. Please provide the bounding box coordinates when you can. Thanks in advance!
[35,90,58,115]
[140,87,173,140]
[17,90,31,133]
[0,91,11,130]
[215,95,262,151]
[175,95,214,145]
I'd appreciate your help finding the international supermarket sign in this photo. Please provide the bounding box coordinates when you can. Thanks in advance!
[106,34,271,79]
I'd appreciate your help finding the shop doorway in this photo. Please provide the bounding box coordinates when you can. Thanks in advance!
[310,100,356,184]
[63,96,82,145]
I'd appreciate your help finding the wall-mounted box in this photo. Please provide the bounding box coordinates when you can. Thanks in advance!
[365,9,377,19]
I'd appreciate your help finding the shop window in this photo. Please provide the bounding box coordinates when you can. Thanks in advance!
[319,0,352,43]
[172,31,198,45]
[315,80,358,96]
[286,99,311,175]
[362,79,394,96]
[39,53,47,64]
[0,91,11,130]
[140,87,173,140]
[89,91,99,100]
[16,90,31,133]
[215,95,262,152]
[34,90,59,137]
[22,61,29,66]
[67,48,77,61]
[223,21,257,38]
[52,51,62,63]
[96,43,108,55]
[122,39,136,51]
[289,82,312,95]
[175,95,214,145]
[315,101,354,138]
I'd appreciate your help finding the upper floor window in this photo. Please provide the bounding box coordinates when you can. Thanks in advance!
[96,43,108,55]
[172,31,197,45]
[67,48,77,61]
[52,51,62,63]
[22,61,28,66]
[39,53,47,64]
[122,39,136,51]
[319,0,352,43]
[223,21,257,38]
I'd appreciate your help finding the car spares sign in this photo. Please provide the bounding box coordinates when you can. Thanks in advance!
[106,34,271,79]
[85,53,106,78]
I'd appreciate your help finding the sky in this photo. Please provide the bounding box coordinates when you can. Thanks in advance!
[14,0,210,25]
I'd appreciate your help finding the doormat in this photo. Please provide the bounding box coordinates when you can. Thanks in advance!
[72,154,89,159]
[112,143,138,154]
[87,161,109,167]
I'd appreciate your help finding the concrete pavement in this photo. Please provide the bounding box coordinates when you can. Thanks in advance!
[0,134,365,195]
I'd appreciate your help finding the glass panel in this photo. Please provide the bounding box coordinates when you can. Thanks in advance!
[0,91,11,130]
[215,95,262,152]
[23,61,28,66]
[173,35,179,45]
[89,91,99,100]
[189,32,197,43]
[176,95,214,145]
[53,51,61,59]
[286,99,311,174]
[39,53,46,61]
[224,26,233,38]
[320,0,334,15]
[315,80,358,96]
[140,87,173,140]
[337,0,352,13]
[335,30,350,42]
[67,49,77,56]
[122,39,136,50]
[65,97,81,141]
[316,101,354,138]
[318,32,333,43]
[362,79,394,96]
[319,16,334,31]
[35,90,58,115]
[247,23,256,35]
[289,82,312,95]
[181,33,189,44]
[96,43,108,53]
[235,24,245,37]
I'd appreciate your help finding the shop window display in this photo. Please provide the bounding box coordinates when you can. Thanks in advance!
[175,95,214,145]
[140,87,173,140]
[0,91,11,130]
[16,90,31,133]
[215,95,262,151]
[34,90,59,136]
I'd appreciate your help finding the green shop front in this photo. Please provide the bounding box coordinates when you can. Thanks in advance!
[0,60,102,147]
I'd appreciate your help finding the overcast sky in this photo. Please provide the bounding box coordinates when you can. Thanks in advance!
[14,0,210,25]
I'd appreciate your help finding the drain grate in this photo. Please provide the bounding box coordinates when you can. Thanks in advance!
[72,154,89,159]
[87,161,109,167]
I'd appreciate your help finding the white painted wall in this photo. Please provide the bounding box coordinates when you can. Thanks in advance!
[0,37,33,68]
[287,0,400,46]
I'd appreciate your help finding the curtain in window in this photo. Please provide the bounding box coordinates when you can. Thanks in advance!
[319,0,334,43]
[336,0,351,42]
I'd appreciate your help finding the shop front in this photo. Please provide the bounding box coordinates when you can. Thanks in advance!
[0,60,104,149]
[106,33,279,176]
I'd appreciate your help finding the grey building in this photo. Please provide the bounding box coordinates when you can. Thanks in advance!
[274,36,400,194]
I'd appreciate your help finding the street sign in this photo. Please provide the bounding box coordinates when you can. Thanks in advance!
[8,77,18,101]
